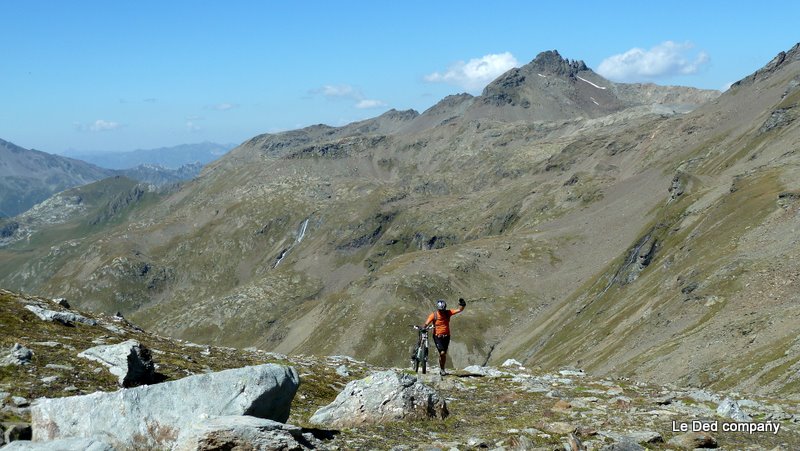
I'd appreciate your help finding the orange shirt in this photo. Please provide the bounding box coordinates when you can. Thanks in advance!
[425,309,461,336]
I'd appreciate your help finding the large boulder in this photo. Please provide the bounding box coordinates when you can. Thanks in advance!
[173,416,305,451]
[77,340,156,387]
[31,364,299,450]
[24,305,96,326]
[309,370,448,428]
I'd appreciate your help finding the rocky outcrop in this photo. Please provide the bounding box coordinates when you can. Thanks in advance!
[173,416,306,451]
[31,364,299,449]
[24,305,96,326]
[309,371,448,428]
[77,340,156,387]
[0,344,33,366]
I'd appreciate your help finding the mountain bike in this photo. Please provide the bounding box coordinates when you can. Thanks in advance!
[411,324,432,374]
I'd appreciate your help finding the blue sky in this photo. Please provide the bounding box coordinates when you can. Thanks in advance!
[1,1,798,154]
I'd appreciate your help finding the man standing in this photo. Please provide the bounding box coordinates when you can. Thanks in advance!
[424,297,466,376]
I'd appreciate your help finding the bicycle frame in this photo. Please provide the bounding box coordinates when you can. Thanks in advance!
[411,325,431,374]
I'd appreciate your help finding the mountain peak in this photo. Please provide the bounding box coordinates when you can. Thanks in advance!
[526,50,588,77]
[732,42,800,88]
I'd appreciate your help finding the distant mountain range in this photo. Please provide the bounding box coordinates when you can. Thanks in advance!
[62,142,236,170]
[0,140,233,218]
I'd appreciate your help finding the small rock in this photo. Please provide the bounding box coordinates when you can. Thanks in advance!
[602,430,663,445]
[600,440,645,451]
[606,387,624,396]
[565,433,584,451]
[1,344,33,366]
[335,365,350,377]
[501,358,523,367]
[51,297,71,308]
[462,365,506,377]
[667,432,718,449]
[467,436,488,447]
[559,369,586,377]
[40,376,59,384]
[11,397,29,408]
[653,395,674,405]
[552,399,572,412]
[717,397,752,422]
[545,421,577,434]
[626,431,663,444]
[45,364,74,371]
[78,339,156,387]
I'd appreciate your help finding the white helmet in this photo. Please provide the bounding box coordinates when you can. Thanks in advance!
[436,299,446,310]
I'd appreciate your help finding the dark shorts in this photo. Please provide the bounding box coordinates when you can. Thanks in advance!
[433,334,450,353]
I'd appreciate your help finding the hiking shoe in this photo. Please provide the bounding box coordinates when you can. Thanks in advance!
[440,369,446,376]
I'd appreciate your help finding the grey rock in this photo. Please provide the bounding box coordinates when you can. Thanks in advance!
[717,397,752,422]
[602,430,662,445]
[173,415,304,451]
[501,358,523,367]
[51,298,70,308]
[600,440,645,451]
[77,339,156,387]
[559,369,586,377]
[31,364,299,450]
[44,364,74,371]
[335,365,350,377]
[667,432,718,449]
[463,365,506,377]
[687,389,719,403]
[0,437,113,450]
[40,376,59,384]
[11,397,29,407]
[309,370,448,428]
[24,305,96,326]
[1,344,33,366]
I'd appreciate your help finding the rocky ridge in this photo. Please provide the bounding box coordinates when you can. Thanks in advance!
[2,289,800,450]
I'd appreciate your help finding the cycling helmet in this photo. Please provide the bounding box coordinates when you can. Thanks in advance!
[436,299,446,310]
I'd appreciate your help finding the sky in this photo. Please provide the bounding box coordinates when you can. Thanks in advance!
[1,1,799,154]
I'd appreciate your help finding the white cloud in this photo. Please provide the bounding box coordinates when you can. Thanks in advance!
[212,103,238,111]
[313,84,387,109]
[425,52,519,92]
[597,41,710,82]
[74,119,122,132]
[355,99,387,109]
[320,84,358,98]
[186,121,202,132]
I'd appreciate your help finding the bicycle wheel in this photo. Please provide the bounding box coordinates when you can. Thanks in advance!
[412,355,419,373]
[421,347,428,374]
